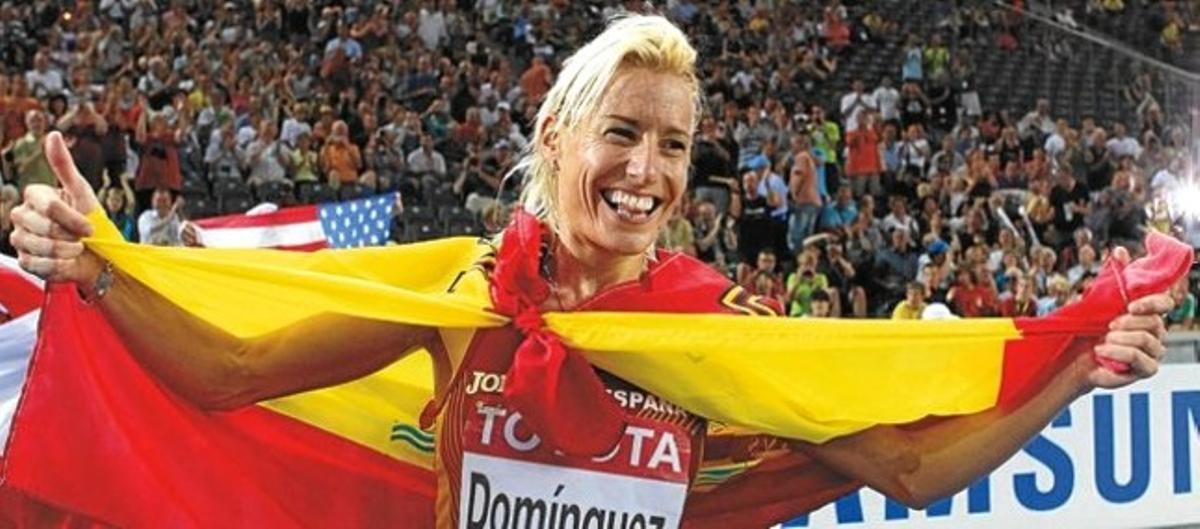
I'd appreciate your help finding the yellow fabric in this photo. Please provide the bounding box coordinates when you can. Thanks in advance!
[84,209,1020,463]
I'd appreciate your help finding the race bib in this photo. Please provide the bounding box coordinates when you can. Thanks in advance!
[459,398,691,529]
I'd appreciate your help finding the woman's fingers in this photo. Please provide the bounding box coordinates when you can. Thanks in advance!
[10,228,85,259]
[1127,293,1174,315]
[1108,313,1167,340]
[1104,329,1166,360]
[1094,343,1159,379]
[23,184,92,237]
[16,254,77,282]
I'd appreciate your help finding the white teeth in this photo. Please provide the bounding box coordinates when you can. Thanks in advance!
[605,189,655,213]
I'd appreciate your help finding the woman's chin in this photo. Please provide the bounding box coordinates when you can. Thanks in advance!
[590,230,657,257]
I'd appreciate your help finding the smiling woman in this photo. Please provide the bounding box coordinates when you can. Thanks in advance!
[5,11,1181,529]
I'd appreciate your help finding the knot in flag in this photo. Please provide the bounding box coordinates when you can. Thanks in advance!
[488,209,626,457]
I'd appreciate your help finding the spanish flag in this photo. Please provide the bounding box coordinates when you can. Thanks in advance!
[0,209,1191,528]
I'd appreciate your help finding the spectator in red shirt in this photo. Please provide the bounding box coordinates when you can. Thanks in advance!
[999,273,1038,317]
[947,268,999,317]
[846,110,883,198]
[519,56,553,104]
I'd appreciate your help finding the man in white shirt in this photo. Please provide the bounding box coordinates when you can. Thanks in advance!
[418,6,448,51]
[1105,122,1142,159]
[839,79,878,132]
[1043,119,1069,158]
[1017,98,1055,142]
[25,52,65,98]
[406,134,447,177]
[137,188,183,246]
[871,76,900,124]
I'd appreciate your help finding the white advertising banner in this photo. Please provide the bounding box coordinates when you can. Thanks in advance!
[776,364,1200,529]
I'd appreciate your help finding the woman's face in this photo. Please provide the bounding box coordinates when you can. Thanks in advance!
[551,68,694,258]
[104,190,124,212]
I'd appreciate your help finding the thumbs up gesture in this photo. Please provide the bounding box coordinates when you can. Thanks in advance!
[8,131,105,284]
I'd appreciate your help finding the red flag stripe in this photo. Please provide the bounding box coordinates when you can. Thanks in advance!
[3,285,434,528]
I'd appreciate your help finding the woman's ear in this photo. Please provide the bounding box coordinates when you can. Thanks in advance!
[539,114,559,167]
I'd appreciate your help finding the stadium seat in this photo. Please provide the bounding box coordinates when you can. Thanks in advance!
[338,183,369,201]
[213,178,249,199]
[182,196,218,220]
[405,205,436,223]
[181,178,210,200]
[256,181,294,205]
[298,184,337,204]
[220,195,254,215]
[413,221,445,241]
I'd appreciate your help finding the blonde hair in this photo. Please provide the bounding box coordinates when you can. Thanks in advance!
[512,14,701,232]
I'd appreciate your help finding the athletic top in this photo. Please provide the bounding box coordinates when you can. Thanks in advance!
[430,244,783,529]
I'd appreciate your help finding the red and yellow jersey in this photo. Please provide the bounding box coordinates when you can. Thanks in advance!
[430,247,821,528]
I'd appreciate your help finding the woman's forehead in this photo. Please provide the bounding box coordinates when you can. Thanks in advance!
[592,68,695,133]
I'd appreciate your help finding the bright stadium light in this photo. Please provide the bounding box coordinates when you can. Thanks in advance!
[1173,181,1200,220]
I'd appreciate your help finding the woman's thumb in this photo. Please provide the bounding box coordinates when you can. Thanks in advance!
[44,131,100,214]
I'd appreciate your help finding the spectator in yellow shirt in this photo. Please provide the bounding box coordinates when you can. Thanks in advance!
[891,281,927,319]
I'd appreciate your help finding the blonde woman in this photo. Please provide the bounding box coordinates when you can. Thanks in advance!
[9,15,1175,529]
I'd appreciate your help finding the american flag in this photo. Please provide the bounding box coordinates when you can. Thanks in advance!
[0,254,43,451]
[193,193,398,251]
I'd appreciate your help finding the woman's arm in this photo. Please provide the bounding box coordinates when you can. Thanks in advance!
[97,266,438,410]
[802,293,1171,508]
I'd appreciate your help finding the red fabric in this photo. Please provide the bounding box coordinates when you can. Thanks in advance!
[490,209,627,457]
[1001,232,1193,403]
[1,285,435,528]
[0,266,41,319]
[683,451,860,529]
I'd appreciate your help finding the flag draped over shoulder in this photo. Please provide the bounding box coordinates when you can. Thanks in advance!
[0,208,1192,528]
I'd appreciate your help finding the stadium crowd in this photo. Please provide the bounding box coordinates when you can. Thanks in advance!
[0,0,1197,328]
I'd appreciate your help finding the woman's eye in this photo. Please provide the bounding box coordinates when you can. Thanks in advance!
[664,139,687,151]
[605,128,636,141]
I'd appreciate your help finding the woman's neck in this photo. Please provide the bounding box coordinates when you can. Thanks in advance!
[548,234,647,310]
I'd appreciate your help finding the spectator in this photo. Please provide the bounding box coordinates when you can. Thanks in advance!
[874,227,920,311]
[839,79,877,132]
[320,120,363,189]
[287,132,320,186]
[137,187,183,246]
[658,200,696,257]
[1105,122,1142,160]
[58,98,109,191]
[1017,98,1055,146]
[820,184,858,233]
[733,167,779,278]
[947,268,999,317]
[808,288,833,318]
[519,55,553,104]
[741,248,785,306]
[101,182,137,242]
[692,116,738,214]
[1066,244,1101,288]
[882,195,920,236]
[25,51,65,99]
[872,76,901,125]
[928,135,965,179]
[901,35,923,82]
[1036,274,1072,316]
[845,111,883,198]
[895,124,931,196]
[3,110,54,191]
[133,97,186,211]
[788,133,823,250]
[1048,167,1090,248]
[999,273,1039,317]
[891,281,928,319]
[734,103,776,167]
[786,250,829,317]
[242,120,290,190]
[0,185,17,256]
[923,34,951,81]
[898,82,929,129]
[1166,276,1196,330]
